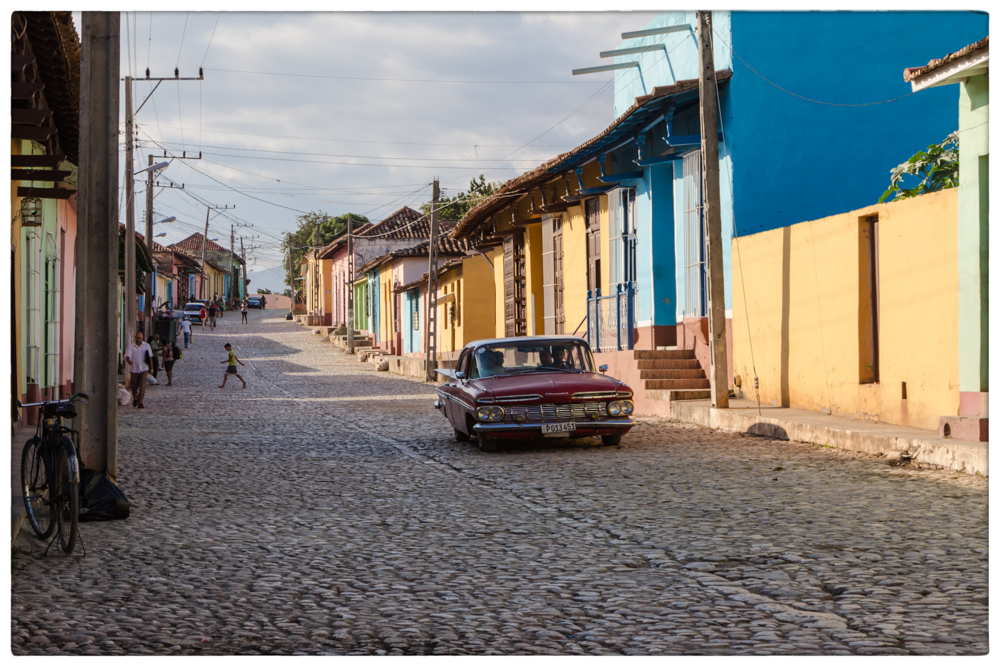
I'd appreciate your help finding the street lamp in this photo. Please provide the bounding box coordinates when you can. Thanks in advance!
[135,160,170,175]
[154,216,176,224]
[154,232,167,238]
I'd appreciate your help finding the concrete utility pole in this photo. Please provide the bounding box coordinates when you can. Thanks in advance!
[123,75,136,349]
[697,10,729,409]
[286,231,294,317]
[143,153,155,336]
[424,179,440,381]
[74,11,120,478]
[240,237,247,301]
[228,224,235,306]
[347,215,355,354]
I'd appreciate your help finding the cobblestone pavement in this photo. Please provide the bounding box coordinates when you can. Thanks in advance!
[11,310,988,655]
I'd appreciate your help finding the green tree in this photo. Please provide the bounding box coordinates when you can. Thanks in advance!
[256,288,272,294]
[420,174,502,221]
[879,132,959,203]
[284,211,369,288]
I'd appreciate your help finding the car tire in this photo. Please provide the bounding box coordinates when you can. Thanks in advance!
[455,428,470,443]
[601,434,622,447]
[478,436,499,453]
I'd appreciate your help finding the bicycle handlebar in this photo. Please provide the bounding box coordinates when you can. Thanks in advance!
[20,393,90,408]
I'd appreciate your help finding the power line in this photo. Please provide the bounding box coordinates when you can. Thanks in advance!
[205,68,607,85]
[200,12,221,67]
[152,141,548,163]
[138,123,580,149]
[176,12,189,68]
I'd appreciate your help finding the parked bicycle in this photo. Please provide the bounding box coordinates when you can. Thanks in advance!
[19,392,88,555]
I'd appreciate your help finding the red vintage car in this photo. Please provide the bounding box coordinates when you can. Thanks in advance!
[435,336,635,452]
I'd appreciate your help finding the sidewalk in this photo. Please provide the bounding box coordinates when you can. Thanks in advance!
[669,398,988,477]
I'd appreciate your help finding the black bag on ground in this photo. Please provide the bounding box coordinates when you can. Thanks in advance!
[79,469,130,521]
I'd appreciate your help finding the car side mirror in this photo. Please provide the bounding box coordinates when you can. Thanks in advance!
[599,364,608,374]
[456,371,467,381]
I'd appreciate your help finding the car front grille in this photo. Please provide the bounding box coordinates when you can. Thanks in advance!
[504,402,608,422]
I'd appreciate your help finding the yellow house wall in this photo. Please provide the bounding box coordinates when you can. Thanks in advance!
[439,266,462,356]
[491,246,505,338]
[560,203,588,335]
[461,254,496,344]
[378,264,393,345]
[731,188,960,431]
[523,223,544,336]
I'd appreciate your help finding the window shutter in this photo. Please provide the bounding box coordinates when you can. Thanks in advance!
[541,216,555,335]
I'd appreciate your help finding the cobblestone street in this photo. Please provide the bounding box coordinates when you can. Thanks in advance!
[11,310,989,656]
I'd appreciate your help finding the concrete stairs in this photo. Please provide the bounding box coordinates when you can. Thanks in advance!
[634,348,712,403]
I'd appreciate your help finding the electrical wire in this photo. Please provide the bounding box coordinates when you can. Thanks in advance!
[205,68,608,85]
[713,28,916,107]
[200,12,221,67]
[176,12,188,68]
[152,141,547,163]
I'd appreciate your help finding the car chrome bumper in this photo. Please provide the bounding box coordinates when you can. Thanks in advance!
[473,419,634,435]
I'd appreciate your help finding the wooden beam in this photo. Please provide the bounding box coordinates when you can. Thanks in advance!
[12,109,53,126]
[11,154,65,168]
[17,186,75,199]
[12,169,71,182]
[11,54,36,72]
[12,126,57,142]
[12,82,44,99]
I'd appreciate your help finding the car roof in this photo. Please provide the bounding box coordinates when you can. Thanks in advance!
[463,336,590,350]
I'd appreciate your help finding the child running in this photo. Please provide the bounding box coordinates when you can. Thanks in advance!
[218,343,247,389]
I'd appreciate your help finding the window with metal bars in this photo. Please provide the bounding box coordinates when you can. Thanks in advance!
[682,150,707,318]
[43,231,60,390]
[24,229,41,387]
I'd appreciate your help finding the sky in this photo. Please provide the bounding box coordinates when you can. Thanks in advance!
[95,10,661,288]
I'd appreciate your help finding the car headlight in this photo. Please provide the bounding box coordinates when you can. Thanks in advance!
[476,406,505,422]
[621,400,634,416]
[607,401,622,416]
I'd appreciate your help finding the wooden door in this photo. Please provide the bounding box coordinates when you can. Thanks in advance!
[503,232,526,337]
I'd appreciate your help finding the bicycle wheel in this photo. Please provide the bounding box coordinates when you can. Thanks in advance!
[20,436,55,539]
[52,437,80,554]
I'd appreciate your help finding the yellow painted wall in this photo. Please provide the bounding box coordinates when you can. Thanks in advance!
[491,246,505,338]
[731,188,960,431]
[560,203,588,335]
[523,223,544,336]
[461,254,496,344]
[439,266,461,356]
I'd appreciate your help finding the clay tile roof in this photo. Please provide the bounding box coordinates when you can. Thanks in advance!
[170,232,230,254]
[358,206,430,239]
[358,236,471,273]
[904,36,989,81]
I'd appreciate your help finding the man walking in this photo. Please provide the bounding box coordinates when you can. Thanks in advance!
[200,304,207,331]
[124,331,153,408]
[208,302,218,329]
[218,343,247,389]
[181,316,192,348]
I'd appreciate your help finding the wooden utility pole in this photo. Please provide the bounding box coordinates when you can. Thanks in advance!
[74,11,120,478]
[200,207,210,300]
[143,153,155,336]
[228,224,235,306]
[347,215,355,354]
[424,179,440,381]
[286,232,294,317]
[123,75,136,348]
[697,10,729,409]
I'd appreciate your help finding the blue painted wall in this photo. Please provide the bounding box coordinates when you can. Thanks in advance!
[403,288,422,354]
[613,10,986,317]
[635,164,678,326]
[728,11,988,236]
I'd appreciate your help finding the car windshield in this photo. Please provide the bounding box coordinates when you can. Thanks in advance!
[468,340,594,379]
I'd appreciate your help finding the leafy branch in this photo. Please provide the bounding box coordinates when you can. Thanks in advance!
[879,132,959,203]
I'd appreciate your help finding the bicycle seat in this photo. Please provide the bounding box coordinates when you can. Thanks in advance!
[42,402,77,419]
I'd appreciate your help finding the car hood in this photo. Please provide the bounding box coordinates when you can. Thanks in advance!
[469,371,629,400]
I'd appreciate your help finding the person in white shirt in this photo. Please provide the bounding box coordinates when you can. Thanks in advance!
[124,331,153,409]
[180,317,193,348]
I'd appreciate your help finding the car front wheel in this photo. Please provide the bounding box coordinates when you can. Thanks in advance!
[455,428,470,443]
[478,436,498,453]
[601,435,622,447]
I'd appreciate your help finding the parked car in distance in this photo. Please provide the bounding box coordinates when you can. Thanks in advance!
[183,302,204,323]
[246,296,264,309]
[435,336,635,452]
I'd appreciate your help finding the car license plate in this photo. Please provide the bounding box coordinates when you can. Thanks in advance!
[541,422,576,435]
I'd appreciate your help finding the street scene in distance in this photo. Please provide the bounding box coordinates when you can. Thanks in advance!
[10,8,988,657]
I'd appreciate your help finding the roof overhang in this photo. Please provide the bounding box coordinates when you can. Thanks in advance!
[904,39,989,91]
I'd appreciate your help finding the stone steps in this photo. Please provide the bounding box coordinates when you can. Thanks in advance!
[639,369,706,380]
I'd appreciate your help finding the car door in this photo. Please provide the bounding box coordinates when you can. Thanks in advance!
[442,349,470,430]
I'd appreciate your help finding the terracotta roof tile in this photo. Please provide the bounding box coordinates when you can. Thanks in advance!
[358,236,471,274]
[904,36,989,81]
[170,232,230,254]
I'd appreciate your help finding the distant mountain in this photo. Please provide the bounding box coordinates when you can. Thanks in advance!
[246,265,290,294]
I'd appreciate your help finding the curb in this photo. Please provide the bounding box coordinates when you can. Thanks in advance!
[670,401,988,477]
